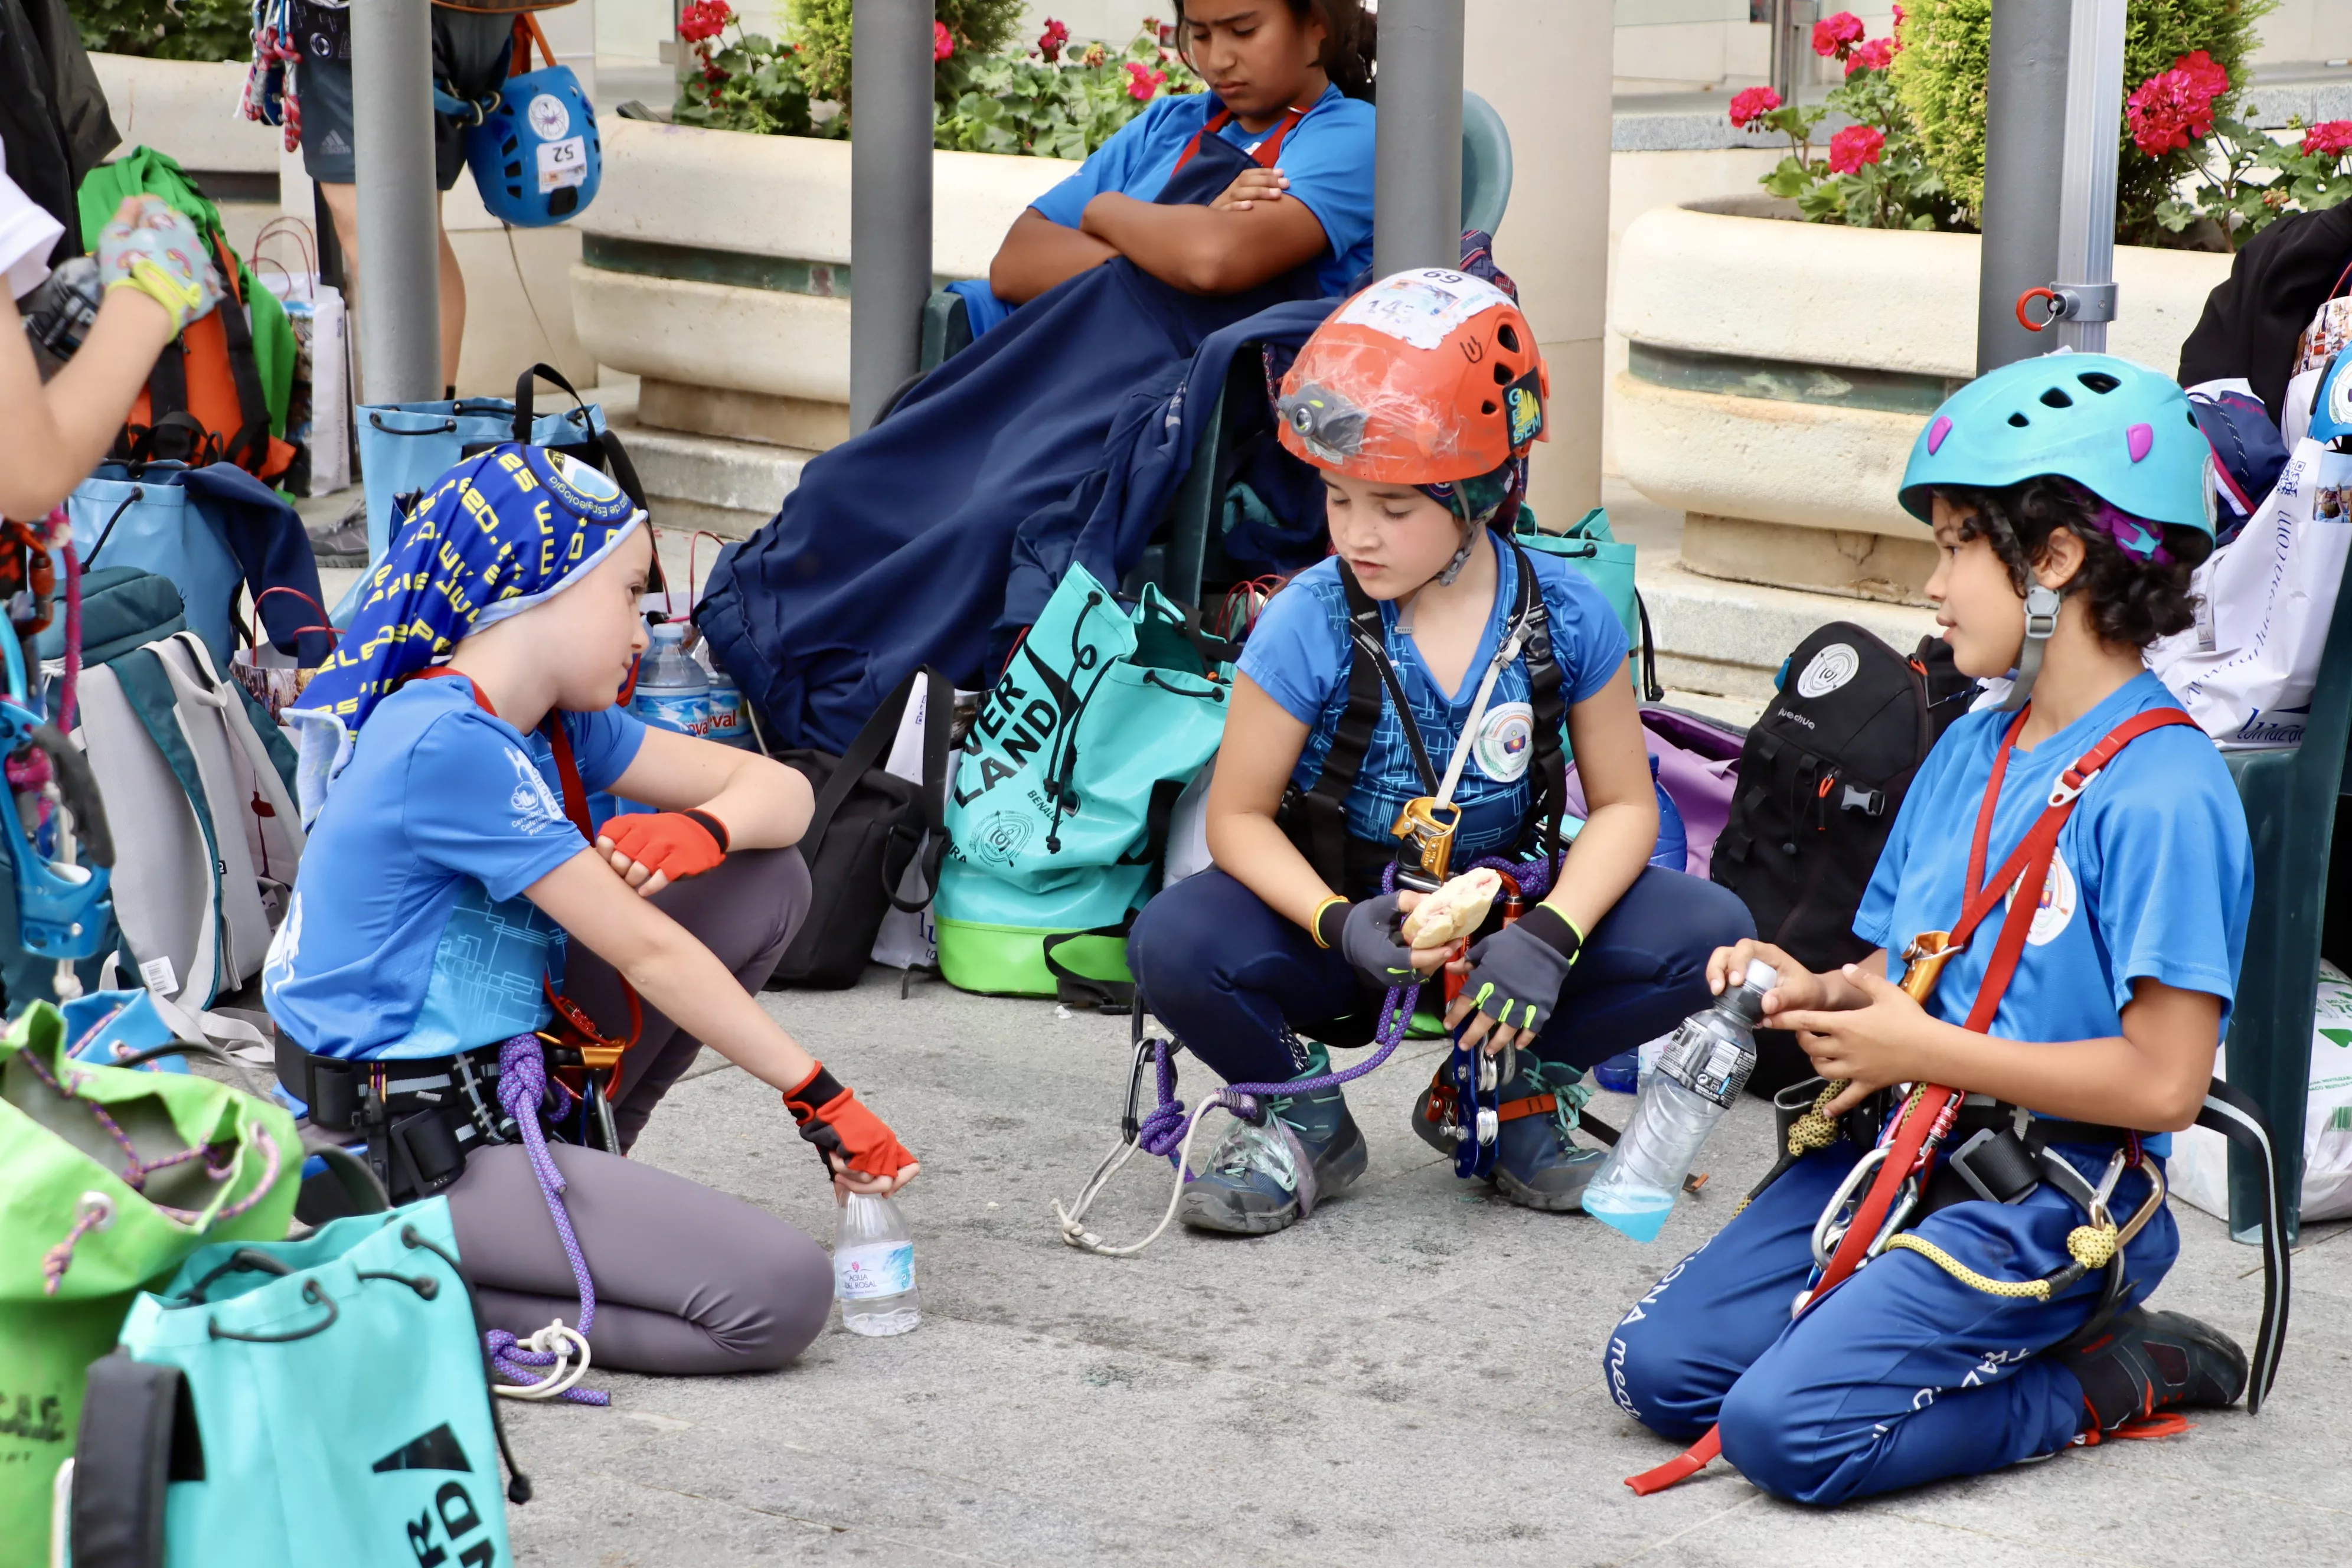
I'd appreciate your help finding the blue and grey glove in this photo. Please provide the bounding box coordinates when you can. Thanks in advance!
[1459,906,1583,1035]
[1338,894,1422,991]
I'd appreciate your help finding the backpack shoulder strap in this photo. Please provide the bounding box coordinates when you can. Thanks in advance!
[1293,563,1436,888]
[1505,535,1569,872]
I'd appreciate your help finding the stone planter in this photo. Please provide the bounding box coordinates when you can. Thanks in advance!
[1612,200,2230,603]
[573,120,1076,461]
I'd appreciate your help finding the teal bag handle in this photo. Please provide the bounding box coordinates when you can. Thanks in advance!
[1511,507,1661,701]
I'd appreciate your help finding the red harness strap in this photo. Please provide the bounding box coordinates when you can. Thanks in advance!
[410,668,644,1057]
[1626,703,2197,1496]
[1170,100,1311,174]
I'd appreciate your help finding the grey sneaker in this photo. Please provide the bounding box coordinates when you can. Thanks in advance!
[306,496,368,567]
[1177,1045,1367,1236]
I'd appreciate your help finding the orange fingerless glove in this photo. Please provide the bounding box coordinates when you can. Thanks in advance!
[597,809,729,882]
[782,1063,916,1178]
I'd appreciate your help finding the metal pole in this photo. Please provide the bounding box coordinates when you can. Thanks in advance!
[849,0,933,433]
[2052,0,2126,354]
[1374,0,1465,279]
[349,0,442,404]
[1975,0,2073,373]
[1769,0,1818,111]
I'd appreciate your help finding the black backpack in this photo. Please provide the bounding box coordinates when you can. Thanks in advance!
[1711,623,1972,1095]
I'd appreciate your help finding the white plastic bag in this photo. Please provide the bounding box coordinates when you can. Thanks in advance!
[870,679,969,971]
[1159,759,1216,888]
[2145,437,2352,749]
[2169,960,2352,1223]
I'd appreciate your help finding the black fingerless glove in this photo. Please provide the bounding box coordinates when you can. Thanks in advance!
[1459,906,1582,1034]
[1339,893,1422,991]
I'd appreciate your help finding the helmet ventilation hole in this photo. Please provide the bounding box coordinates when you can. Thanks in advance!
[1497,324,1520,352]
[1492,364,1512,386]
[2040,388,2073,409]
[1481,400,1498,415]
[2077,371,2121,394]
[2007,412,2030,427]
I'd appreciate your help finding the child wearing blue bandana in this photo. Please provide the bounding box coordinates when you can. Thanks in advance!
[269,444,917,1376]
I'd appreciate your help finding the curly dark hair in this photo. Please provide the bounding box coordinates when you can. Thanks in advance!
[1940,476,2202,650]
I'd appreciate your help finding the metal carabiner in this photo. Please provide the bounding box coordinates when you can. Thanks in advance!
[1811,1144,1890,1268]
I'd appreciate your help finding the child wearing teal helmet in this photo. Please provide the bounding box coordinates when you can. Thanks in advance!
[1603,355,2269,1505]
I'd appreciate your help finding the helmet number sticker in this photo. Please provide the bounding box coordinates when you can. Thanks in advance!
[537,135,589,193]
[1335,269,1510,351]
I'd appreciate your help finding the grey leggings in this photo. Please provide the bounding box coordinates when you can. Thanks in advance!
[445,846,834,1373]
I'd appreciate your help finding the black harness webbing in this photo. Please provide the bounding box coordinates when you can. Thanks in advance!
[1285,531,1567,891]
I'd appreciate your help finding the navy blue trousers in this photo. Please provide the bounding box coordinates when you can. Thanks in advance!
[1603,1144,2180,1505]
[1128,865,1755,1087]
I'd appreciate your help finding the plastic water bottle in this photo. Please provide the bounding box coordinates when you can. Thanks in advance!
[834,1192,920,1337]
[631,622,710,738]
[1583,958,1775,1243]
[701,659,754,749]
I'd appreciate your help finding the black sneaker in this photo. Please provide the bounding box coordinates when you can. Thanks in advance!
[306,496,369,567]
[2057,1307,2247,1442]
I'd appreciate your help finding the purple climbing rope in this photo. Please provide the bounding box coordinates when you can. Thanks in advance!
[1135,854,1557,1159]
[485,1033,610,1407]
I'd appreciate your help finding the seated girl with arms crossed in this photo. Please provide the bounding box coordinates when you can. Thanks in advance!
[267,445,916,1376]
[973,0,1374,328]
[1128,272,1754,1234]
[1606,356,2256,1505]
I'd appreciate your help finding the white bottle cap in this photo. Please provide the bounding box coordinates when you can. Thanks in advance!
[1743,958,1779,992]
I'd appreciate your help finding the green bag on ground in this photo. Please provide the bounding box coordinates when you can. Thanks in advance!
[0,1002,298,1567]
[936,567,1231,1001]
[1512,505,1657,695]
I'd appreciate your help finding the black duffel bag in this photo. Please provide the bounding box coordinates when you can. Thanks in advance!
[766,667,951,989]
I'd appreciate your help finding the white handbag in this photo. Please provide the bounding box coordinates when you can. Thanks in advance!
[2147,436,2352,749]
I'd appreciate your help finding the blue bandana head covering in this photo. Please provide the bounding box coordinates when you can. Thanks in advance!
[285,442,643,822]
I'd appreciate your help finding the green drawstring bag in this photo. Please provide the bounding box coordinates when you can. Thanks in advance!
[1511,507,1659,697]
[70,1200,527,1568]
[936,566,1231,1001]
[0,1002,298,1568]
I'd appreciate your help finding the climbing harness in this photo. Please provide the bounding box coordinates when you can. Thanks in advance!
[1628,701,2289,1495]
[0,511,113,995]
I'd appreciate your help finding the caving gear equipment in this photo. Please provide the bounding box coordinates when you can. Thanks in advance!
[456,15,602,228]
[1177,1041,1369,1235]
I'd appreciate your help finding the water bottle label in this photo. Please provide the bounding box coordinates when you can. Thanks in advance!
[1658,1021,1752,1108]
[633,691,711,738]
[834,1242,914,1299]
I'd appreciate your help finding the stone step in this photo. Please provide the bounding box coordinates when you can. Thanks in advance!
[611,417,813,538]
[1638,554,1940,703]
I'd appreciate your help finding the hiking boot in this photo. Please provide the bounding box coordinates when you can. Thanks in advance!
[1489,1059,1606,1212]
[1178,1044,1367,1236]
[2057,1308,2247,1439]
[306,496,368,567]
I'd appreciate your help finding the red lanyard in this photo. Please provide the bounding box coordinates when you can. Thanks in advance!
[410,668,594,842]
[1171,100,1311,174]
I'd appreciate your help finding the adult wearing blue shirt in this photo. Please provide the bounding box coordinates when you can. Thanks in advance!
[1128,275,1755,1236]
[270,445,917,1380]
[972,0,1376,333]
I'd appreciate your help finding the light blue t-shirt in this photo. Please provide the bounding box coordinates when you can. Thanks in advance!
[1028,84,1376,299]
[263,677,647,1061]
[1854,672,2253,1153]
[1239,533,1629,860]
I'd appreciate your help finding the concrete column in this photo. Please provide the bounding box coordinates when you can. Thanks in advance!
[848,0,934,433]
[1374,0,1465,278]
[349,0,442,403]
[1466,0,1612,524]
[1976,0,2072,374]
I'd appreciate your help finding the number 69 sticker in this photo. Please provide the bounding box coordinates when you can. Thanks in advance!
[537,136,588,192]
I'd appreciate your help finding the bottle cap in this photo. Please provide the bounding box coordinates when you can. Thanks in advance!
[1743,958,1779,994]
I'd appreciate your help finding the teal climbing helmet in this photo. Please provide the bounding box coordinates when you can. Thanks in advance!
[1898,352,2217,554]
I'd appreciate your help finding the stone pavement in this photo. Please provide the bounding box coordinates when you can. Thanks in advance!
[499,971,2352,1568]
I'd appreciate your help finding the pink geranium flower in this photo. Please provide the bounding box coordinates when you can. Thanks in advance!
[933,19,954,60]
[1728,85,1782,130]
[1038,18,1069,62]
[1845,37,1894,74]
[1125,61,1166,102]
[1827,123,1885,174]
[2126,67,2217,156]
[2305,120,2352,159]
[1812,11,1864,59]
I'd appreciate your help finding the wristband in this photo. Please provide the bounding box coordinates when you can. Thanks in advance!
[1311,895,1349,949]
[681,807,731,852]
[1514,904,1585,965]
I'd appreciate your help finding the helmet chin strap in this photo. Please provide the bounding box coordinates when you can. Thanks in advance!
[1995,584,2064,713]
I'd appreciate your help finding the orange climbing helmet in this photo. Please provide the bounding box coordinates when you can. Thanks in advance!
[1276,267,1549,486]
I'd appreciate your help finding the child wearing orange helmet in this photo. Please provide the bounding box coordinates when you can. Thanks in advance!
[1127,270,1753,1234]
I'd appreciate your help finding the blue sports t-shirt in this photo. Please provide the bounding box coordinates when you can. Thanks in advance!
[1028,84,1376,299]
[263,677,647,1061]
[1239,533,1629,861]
[1854,672,2253,1154]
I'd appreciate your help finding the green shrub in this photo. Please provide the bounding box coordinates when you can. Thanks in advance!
[75,0,252,62]
[786,0,1027,110]
[1891,0,2274,239]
